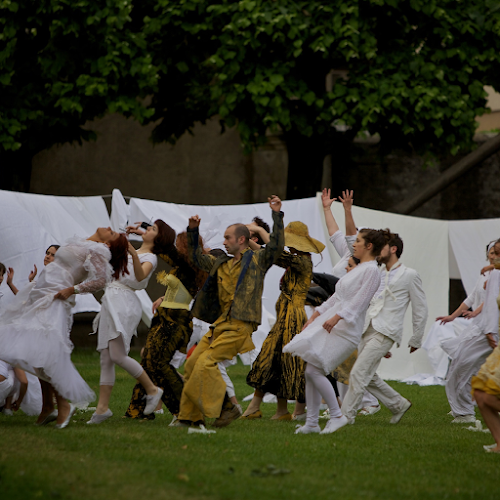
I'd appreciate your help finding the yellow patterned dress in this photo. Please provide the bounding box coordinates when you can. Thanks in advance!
[125,247,198,420]
[471,293,500,397]
[247,251,312,402]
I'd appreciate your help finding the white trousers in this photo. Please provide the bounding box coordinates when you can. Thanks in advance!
[445,331,496,417]
[305,363,342,427]
[338,382,379,408]
[342,324,407,420]
[218,364,235,399]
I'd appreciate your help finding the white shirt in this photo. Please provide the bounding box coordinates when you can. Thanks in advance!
[478,269,500,335]
[365,261,428,348]
[463,271,489,311]
[330,230,357,278]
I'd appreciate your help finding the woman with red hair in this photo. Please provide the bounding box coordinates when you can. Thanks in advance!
[0,227,129,429]
[125,230,208,421]
[88,220,175,424]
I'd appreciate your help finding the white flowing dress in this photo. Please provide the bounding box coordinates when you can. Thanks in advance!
[422,271,488,378]
[284,260,381,374]
[0,360,43,416]
[0,236,112,404]
[94,253,157,353]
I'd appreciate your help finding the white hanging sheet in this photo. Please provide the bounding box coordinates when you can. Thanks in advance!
[0,189,110,313]
[448,218,500,295]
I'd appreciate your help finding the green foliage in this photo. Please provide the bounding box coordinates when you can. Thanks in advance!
[142,0,500,156]
[0,0,157,155]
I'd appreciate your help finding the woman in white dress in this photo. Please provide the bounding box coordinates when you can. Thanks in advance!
[284,228,387,435]
[0,227,128,428]
[87,221,175,424]
[423,241,496,378]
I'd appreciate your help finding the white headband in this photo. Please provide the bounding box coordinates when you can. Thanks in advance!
[488,241,496,252]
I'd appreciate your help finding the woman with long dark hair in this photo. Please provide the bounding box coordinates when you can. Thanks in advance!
[0,228,129,428]
[284,229,386,435]
[87,220,175,424]
[125,230,208,421]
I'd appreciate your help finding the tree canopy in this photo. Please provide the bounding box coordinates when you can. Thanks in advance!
[2,0,500,196]
[0,0,157,189]
[138,0,500,196]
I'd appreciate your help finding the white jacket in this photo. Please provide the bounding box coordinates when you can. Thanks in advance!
[364,261,428,348]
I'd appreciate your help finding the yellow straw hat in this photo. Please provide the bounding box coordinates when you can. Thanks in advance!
[284,221,325,254]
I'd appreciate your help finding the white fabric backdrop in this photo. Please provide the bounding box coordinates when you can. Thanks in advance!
[448,219,500,295]
[0,189,110,313]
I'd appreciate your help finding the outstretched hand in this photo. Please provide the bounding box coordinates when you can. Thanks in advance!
[28,264,38,282]
[126,223,145,236]
[436,315,454,325]
[321,188,336,209]
[188,215,201,229]
[6,267,14,285]
[268,195,282,212]
[339,190,354,210]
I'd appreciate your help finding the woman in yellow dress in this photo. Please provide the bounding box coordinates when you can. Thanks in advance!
[242,221,324,420]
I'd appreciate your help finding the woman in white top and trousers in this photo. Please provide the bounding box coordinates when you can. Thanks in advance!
[284,228,386,435]
[423,242,495,378]
[445,239,500,423]
[88,221,175,424]
[321,188,379,410]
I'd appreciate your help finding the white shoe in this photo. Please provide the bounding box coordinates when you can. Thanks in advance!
[320,416,349,434]
[168,415,179,427]
[234,403,243,416]
[155,409,164,415]
[359,405,381,416]
[294,424,321,434]
[1,408,13,416]
[292,413,307,421]
[390,399,412,424]
[144,387,163,415]
[87,409,113,425]
[451,415,476,424]
[54,404,76,430]
[483,443,498,451]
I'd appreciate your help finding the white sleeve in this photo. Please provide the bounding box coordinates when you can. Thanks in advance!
[77,248,113,294]
[329,230,351,259]
[316,291,338,316]
[407,271,428,348]
[337,267,381,324]
[481,269,500,335]
[464,275,482,309]
[345,235,356,255]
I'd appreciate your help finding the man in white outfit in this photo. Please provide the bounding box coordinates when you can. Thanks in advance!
[341,232,428,425]
[445,241,500,423]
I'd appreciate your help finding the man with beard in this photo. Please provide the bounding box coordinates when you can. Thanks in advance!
[339,231,428,426]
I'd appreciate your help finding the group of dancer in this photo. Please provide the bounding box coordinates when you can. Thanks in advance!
[1,190,500,452]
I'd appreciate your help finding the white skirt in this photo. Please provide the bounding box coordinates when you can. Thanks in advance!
[0,283,95,405]
[94,282,142,353]
[283,311,358,375]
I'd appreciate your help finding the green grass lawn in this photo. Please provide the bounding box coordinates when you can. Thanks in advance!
[1,349,498,500]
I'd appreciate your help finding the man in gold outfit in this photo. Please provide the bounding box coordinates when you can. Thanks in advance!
[177,196,284,427]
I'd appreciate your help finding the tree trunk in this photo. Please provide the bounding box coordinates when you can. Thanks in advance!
[0,148,33,192]
[284,130,326,199]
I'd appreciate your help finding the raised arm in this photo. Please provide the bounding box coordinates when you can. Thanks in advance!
[339,190,357,236]
[128,243,154,282]
[259,196,285,270]
[321,188,339,237]
[186,215,216,273]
